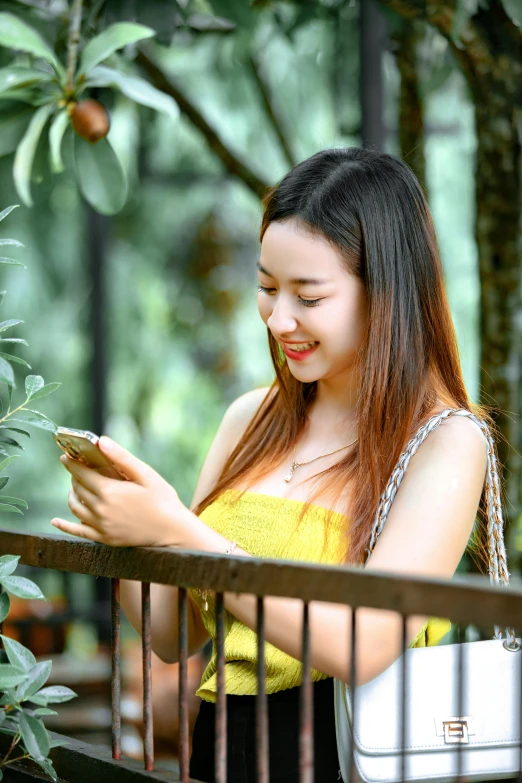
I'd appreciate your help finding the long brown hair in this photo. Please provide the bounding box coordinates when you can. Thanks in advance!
[194,147,496,570]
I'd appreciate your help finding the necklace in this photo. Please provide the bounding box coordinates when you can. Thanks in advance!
[284,438,358,482]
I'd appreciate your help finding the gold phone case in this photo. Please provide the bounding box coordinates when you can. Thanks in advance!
[53,427,126,480]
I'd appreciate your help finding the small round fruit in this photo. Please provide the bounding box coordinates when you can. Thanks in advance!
[71,99,110,143]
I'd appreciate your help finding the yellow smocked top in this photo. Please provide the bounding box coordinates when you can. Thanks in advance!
[190,490,451,703]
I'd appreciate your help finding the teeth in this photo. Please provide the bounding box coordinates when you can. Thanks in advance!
[287,341,318,352]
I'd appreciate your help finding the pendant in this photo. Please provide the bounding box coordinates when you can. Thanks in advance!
[285,461,297,482]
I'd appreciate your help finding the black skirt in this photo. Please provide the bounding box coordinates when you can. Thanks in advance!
[189,676,341,782]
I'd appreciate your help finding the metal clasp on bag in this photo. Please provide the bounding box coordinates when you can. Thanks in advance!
[435,717,475,744]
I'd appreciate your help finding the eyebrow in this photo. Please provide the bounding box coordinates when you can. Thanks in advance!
[256,261,330,286]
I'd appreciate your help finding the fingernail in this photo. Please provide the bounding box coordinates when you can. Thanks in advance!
[100,436,112,451]
[51,520,58,527]
[60,455,67,462]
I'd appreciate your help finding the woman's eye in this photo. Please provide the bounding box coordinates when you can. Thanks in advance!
[257,285,322,307]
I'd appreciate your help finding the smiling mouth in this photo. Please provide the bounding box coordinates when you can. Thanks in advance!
[283,341,319,352]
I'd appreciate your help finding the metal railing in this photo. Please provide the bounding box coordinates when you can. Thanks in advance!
[1,527,522,783]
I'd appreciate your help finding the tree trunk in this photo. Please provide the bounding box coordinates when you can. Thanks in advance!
[379,0,522,566]
[392,20,427,192]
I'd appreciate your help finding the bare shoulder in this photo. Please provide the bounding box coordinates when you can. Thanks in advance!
[222,386,272,430]
[190,386,272,509]
[365,411,489,585]
[417,411,488,468]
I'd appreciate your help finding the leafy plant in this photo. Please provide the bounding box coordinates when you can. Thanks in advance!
[0,204,60,515]
[0,205,71,779]
[0,1,178,214]
[0,555,77,781]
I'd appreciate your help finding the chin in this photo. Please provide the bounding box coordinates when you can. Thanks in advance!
[286,365,324,383]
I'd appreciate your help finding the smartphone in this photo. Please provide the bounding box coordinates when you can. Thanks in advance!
[53,427,127,480]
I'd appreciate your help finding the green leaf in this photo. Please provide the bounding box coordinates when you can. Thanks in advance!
[0,353,31,369]
[26,382,60,401]
[0,356,14,386]
[0,496,27,509]
[0,13,64,77]
[0,319,23,333]
[0,455,19,471]
[19,711,50,761]
[33,707,57,716]
[0,436,23,449]
[1,338,28,346]
[0,205,18,223]
[0,591,10,622]
[0,67,54,96]
[0,257,26,268]
[48,108,69,174]
[0,663,28,688]
[1,634,36,672]
[0,576,44,600]
[48,737,69,748]
[0,722,18,736]
[79,23,155,77]
[0,689,16,705]
[0,426,30,437]
[29,685,77,706]
[85,66,178,119]
[34,757,57,781]
[450,0,479,46]
[16,660,52,702]
[0,503,22,514]
[0,239,23,248]
[0,554,19,577]
[25,374,44,397]
[0,476,10,489]
[501,0,522,25]
[9,410,56,433]
[74,135,128,215]
[0,103,33,158]
[13,103,54,207]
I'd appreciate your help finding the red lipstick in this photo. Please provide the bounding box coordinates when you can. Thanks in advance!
[282,342,319,361]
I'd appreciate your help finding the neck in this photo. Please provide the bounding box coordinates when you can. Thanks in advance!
[312,365,359,421]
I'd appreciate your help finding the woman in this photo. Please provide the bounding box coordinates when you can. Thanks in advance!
[52,147,491,781]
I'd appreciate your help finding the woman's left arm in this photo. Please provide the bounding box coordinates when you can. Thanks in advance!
[53,417,487,686]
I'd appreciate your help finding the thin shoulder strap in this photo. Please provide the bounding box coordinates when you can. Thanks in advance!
[364,407,515,644]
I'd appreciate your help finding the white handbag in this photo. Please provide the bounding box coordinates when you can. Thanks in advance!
[334,408,522,783]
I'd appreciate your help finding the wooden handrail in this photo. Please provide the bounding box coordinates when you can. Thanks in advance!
[1,529,522,629]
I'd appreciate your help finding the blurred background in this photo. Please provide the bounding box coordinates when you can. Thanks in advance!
[0,0,520,772]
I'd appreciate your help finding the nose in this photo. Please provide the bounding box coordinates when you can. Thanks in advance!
[266,294,298,337]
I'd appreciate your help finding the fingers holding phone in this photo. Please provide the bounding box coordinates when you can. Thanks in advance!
[53,427,127,480]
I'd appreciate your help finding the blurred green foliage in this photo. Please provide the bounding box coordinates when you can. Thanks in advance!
[0,3,483,562]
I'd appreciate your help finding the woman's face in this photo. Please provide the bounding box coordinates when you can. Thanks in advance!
[257,218,368,385]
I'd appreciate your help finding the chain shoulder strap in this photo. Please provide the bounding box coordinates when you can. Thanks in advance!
[364,408,516,645]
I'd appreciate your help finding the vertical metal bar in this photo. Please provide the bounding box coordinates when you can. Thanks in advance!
[0,585,4,637]
[399,615,408,783]
[518,625,522,783]
[299,602,313,783]
[141,582,154,771]
[348,607,358,783]
[456,624,465,781]
[178,587,189,783]
[256,597,269,783]
[111,578,121,760]
[215,592,227,783]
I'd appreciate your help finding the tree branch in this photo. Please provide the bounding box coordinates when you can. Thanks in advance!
[246,53,296,169]
[135,48,270,201]
[66,0,84,94]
